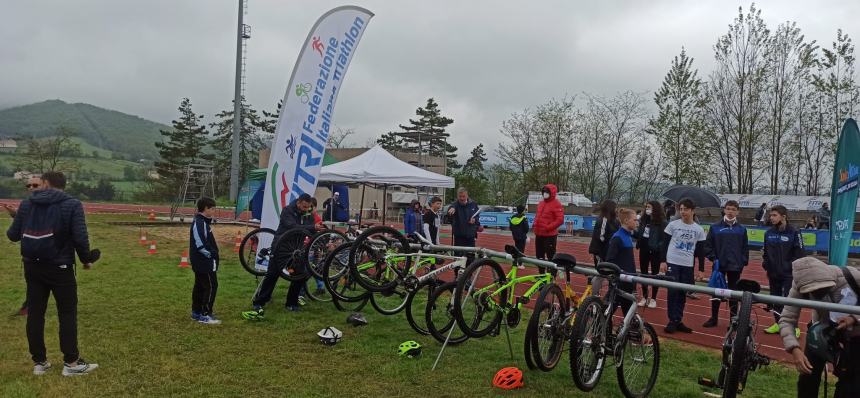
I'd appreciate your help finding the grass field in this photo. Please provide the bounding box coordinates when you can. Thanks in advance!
[0,215,805,397]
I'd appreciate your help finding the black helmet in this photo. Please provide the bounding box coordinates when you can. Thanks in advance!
[346,312,368,327]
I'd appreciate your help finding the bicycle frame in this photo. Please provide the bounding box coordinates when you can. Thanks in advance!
[471,263,555,312]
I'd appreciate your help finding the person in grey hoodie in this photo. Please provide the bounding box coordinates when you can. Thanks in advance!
[778,257,860,397]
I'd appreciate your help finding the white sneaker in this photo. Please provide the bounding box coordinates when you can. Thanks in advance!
[637,298,647,307]
[62,359,98,376]
[647,299,657,308]
[198,315,222,325]
[33,361,51,375]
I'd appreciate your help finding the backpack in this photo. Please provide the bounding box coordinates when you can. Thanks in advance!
[21,199,65,261]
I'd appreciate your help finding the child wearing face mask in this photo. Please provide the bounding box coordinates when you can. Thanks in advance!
[634,201,667,308]
[532,183,564,272]
[701,200,748,328]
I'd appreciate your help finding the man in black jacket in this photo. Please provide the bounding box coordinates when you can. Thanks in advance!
[242,194,322,320]
[446,188,482,263]
[702,200,748,328]
[6,171,98,376]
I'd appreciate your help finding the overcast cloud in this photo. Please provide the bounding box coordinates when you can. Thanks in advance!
[2,0,858,161]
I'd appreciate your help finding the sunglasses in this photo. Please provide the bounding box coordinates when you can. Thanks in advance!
[25,184,40,189]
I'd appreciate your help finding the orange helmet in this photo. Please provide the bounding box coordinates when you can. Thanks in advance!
[492,367,524,390]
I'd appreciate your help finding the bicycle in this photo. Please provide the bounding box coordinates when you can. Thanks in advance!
[569,262,667,398]
[698,279,770,398]
[320,241,369,312]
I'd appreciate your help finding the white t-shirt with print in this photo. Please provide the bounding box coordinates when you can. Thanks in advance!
[664,219,706,267]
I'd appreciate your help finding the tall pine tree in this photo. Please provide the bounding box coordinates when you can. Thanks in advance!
[395,98,459,170]
[154,98,209,196]
[210,97,265,195]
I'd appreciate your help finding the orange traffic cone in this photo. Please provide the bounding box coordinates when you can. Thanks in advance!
[148,241,158,255]
[148,211,156,221]
[232,230,242,253]
[178,250,189,268]
[139,229,148,245]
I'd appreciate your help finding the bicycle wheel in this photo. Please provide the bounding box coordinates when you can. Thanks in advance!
[322,242,369,303]
[569,296,607,392]
[306,230,348,279]
[239,228,275,276]
[273,228,313,282]
[303,278,332,302]
[333,295,369,312]
[723,291,753,398]
[524,316,538,370]
[426,281,469,345]
[529,283,568,371]
[349,226,411,292]
[405,279,445,335]
[369,284,409,315]
[616,321,660,398]
[453,258,507,338]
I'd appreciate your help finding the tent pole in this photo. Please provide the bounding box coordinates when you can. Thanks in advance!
[382,185,388,225]
[358,184,366,225]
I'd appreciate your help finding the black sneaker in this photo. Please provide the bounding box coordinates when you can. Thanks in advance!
[664,322,677,334]
[676,322,694,333]
[702,318,718,328]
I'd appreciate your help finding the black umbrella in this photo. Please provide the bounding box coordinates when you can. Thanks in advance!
[661,185,721,208]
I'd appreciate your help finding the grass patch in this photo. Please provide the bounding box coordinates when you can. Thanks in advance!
[0,215,803,397]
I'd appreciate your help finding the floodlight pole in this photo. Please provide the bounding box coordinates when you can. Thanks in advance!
[229,0,245,201]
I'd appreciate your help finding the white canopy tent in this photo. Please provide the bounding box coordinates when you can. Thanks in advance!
[319,145,455,222]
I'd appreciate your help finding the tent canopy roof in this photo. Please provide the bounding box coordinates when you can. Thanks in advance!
[319,145,454,188]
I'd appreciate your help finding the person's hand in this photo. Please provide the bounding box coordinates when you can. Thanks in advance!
[83,263,93,270]
[836,315,857,331]
[790,347,813,375]
[315,223,325,231]
[2,203,14,216]
[468,218,475,224]
[660,263,667,274]
[447,208,455,216]
[477,225,484,233]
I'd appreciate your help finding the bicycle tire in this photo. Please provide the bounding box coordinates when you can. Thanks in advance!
[274,228,313,282]
[321,242,370,303]
[333,295,368,312]
[238,228,275,276]
[425,281,469,345]
[524,312,538,370]
[569,295,607,392]
[306,230,349,279]
[369,285,409,315]
[723,291,753,398]
[349,226,411,292]
[616,321,660,398]
[453,258,507,338]
[530,283,568,371]
[405,279,445,336]
[303,278,332,302]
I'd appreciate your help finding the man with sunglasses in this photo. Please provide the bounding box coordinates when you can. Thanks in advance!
[4,175,43,316]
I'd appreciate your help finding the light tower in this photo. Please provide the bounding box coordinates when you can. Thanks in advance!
[230,0,251,202]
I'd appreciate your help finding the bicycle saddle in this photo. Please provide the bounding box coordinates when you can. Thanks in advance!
[735,279,761,293]
[504,244,525,259]
[596,262,622,277]
[551,253,577,271]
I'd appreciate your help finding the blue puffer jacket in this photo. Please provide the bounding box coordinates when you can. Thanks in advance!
[705,219,749,272]
[762,225,805,279]
[7,189,92,265]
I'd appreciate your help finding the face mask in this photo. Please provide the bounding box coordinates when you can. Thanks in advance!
[645,209,652,216]
[725,215,736,223]
[542,192,550,199]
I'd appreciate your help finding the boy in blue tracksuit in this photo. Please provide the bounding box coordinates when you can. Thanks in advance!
[190,197,220,325]
[509,205,529,252]
[702,200,748,328]
[762,205,804,335]
[605,208,638,316]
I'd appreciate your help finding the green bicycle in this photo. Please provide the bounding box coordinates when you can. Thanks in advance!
[452,245,556,339]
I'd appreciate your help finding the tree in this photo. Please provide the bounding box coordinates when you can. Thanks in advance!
[462,144,487,177]
[154,98,209,196]
[704,4,771,193]
[255,100,281,143]
[648,48,709,185]
[210,97,266,195]
[589,91,647,199]
[376,132,401,151]
[395,98,459,170]
[16,126,81,174]
[329,127,355,149]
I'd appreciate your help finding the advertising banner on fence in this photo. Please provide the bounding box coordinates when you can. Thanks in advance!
[261,6,374,235]
[829,118,860,266]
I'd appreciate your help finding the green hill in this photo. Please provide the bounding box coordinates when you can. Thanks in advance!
[0,99,168,159]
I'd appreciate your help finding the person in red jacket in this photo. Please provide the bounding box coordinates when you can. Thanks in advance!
[532,184,564,272]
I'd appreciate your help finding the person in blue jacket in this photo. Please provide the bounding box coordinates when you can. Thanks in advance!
[189,197,221,325]
[404,200,422,236]
[605,208,638,317]
[702,200,748,328]
[509,205,529,252]
[446,188,482,263]
[762,205,805,335]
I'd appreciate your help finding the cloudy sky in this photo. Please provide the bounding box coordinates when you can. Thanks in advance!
[2,0,858,161]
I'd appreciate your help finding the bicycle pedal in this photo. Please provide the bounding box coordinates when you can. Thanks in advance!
[697,377,719,388]
[516,296,530,306]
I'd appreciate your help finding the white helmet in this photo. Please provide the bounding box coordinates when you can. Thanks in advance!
[317,327,343,345]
